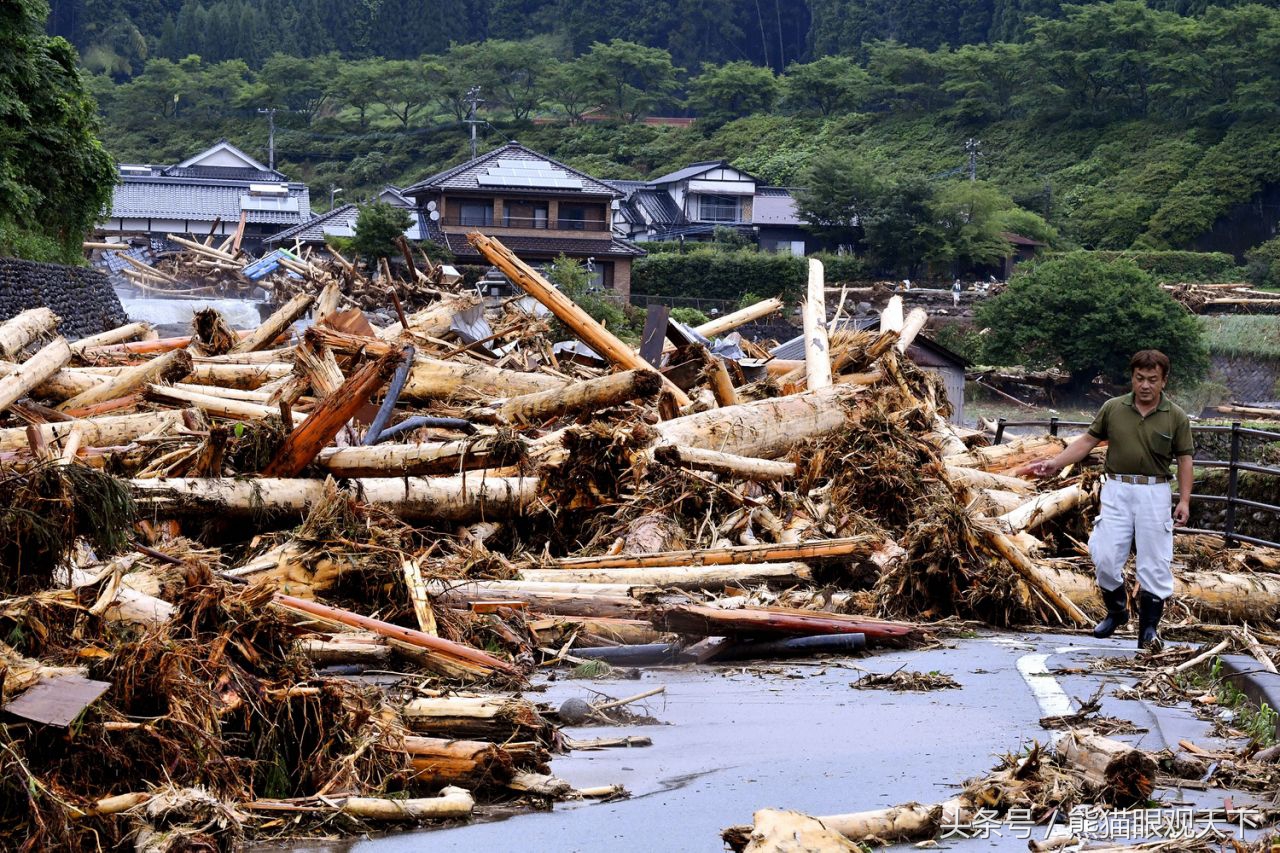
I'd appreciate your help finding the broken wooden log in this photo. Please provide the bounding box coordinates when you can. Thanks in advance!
[128,475,536,522]
[651,445,797,481]
[551,536,889,571]
[336,787,474,821]
[1057,729,1157,805]
[0,337,72,413]
[401,695,550,739]
[231,292,313,353]
[652,385,860,460]
[317,438,511,477]
[656,604,920,644]
[402,735,517,788]
[69,322,151,354]
[0,408,195,452]
[522,562,812,588]
[262,348,403,477]
[403,355,565,402]
[995,482,1094,534]
[0,307,58,359]
[803,259,832,390]
[57,349,191,413]
[949,435,1068,474]
[477,368,662,425]
[469,232,691,408]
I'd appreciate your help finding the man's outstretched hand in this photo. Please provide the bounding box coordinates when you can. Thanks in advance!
[1017,460,1059,478]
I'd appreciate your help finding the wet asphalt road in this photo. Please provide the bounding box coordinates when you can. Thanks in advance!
[269,630,1267,853]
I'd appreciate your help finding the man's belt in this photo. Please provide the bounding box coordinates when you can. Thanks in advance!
[1106,473,1170,485]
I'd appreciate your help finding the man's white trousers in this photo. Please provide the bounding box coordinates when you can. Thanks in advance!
[1088,478,1175,600]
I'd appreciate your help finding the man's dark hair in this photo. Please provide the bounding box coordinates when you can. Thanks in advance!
[1130,349,1170,378]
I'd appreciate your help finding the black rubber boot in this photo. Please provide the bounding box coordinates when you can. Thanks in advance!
[1092,585,1129,639]
[1137,592,1165,652]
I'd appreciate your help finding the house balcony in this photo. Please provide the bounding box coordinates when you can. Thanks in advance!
[441,213,610,233]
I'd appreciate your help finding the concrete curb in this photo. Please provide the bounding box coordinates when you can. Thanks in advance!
[1216,654,1280,741]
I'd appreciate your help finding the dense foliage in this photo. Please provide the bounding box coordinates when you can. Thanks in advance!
[69,0,1280,268]
[977,252,1210,385]
[633,249,865,302]
[2,0,115,262]
[351,202,413,261]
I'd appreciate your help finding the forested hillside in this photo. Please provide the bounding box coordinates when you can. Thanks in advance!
[39,0,1280,269]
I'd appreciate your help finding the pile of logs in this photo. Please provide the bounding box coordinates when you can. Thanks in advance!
[1163,282,1280,313]
[3,232,1277,849]
[89,228,458,313]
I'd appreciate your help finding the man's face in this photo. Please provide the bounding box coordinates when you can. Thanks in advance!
[1131,366,1166,405]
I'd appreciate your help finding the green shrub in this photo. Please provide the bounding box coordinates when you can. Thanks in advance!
[1245,236,1280,290]
[669,306,710,326]
[978,251,1209,385]
[1073,250,1242,283]
[632,248,806,301]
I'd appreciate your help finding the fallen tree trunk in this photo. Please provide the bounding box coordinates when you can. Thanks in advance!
[948,435,1068,474]
[337,787,474,821]
[0,408,195,452]
[657,604,920,644]
[402,735,517,788]
[1057,729,1157,805]
[477,368,662,425]
[528,616,663,646]
[400,695,550,739]
[995,482,1094,534]
[944,464,1035,495]
[69,322,150,354]
[979,526,1090,626]
[378,294,483,340]
[522,562,812,588]
[186,361,293,390]
[296,635,391,666]
[434,585,649,619]
[0,337,72,413]
[318,438,511,477]
[262,348,402,476]
[231,292,313,353]
[274,593,520,680]
[652,385,860,460]
[0,307,58,358]
[651,445,797,481]
[1043,564,1280,624]
[129,474,536,522]
[470,232,691,408]
[551,535,887,571]
[57,349,191,412]
[803,259,833,390]
[403,355,565,402]
[145,382,298,422]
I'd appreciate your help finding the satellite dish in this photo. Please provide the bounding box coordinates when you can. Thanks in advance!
[426,200,438,212]
[429,210,440,221]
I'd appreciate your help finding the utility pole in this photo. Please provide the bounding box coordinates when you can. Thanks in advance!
[257,107,277,171]
[965,138,981,182]
[464,86,484,160]
[962,137,983,180]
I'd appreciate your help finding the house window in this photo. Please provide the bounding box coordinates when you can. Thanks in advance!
[558,203,605,231]
[504,199,548,229]
[457,199,493,226]
[698,194,740,223]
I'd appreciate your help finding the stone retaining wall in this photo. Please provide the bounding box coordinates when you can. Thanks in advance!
[0,257,127,342]
[1211,354,1280,403]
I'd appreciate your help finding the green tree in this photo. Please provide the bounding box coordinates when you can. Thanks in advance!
[239,52,338,124]
[793,150,884,248]
[541,58,595,123]
[929,181,1052,274]
[977,252,1209,385]
[862,176,941,276]
[781,55,870,116]
[688,61,779,127]
[333,59,384,129]
[471,38,555,120]
[0,0,116,262]
[352,202,412,261]
[372,59,436,129]
[580,39,682,122]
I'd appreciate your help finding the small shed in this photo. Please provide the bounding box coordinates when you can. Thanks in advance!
[770,316,971,424]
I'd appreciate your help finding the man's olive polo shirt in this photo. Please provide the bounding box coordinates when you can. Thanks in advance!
[1087,392,1194,477]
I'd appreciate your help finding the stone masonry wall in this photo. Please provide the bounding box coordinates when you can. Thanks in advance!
[0,258,127,342]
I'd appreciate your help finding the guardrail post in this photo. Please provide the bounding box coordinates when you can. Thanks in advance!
[994,417,1007,445]
[1224,421,1241,545]
[1049,416,1059,437]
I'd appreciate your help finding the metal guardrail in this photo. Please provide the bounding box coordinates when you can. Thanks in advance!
[992,417,1280,549]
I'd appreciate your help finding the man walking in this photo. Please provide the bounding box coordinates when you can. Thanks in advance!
[951,278,962,307]
[1020,351,1194,650]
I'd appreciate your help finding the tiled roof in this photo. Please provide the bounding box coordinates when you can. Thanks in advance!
[161,165,284,182]
[107,178,312,225]
[403,142,620,198]
[436,231,645,258]
[649,160,729,185]
[752,187,803,226]
[264,203,422,245]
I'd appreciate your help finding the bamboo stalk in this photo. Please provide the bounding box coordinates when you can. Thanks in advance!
[469,232,691,408]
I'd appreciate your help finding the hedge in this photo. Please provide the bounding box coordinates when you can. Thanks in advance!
[632,249,865,301]
[1075,250,1243,282]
